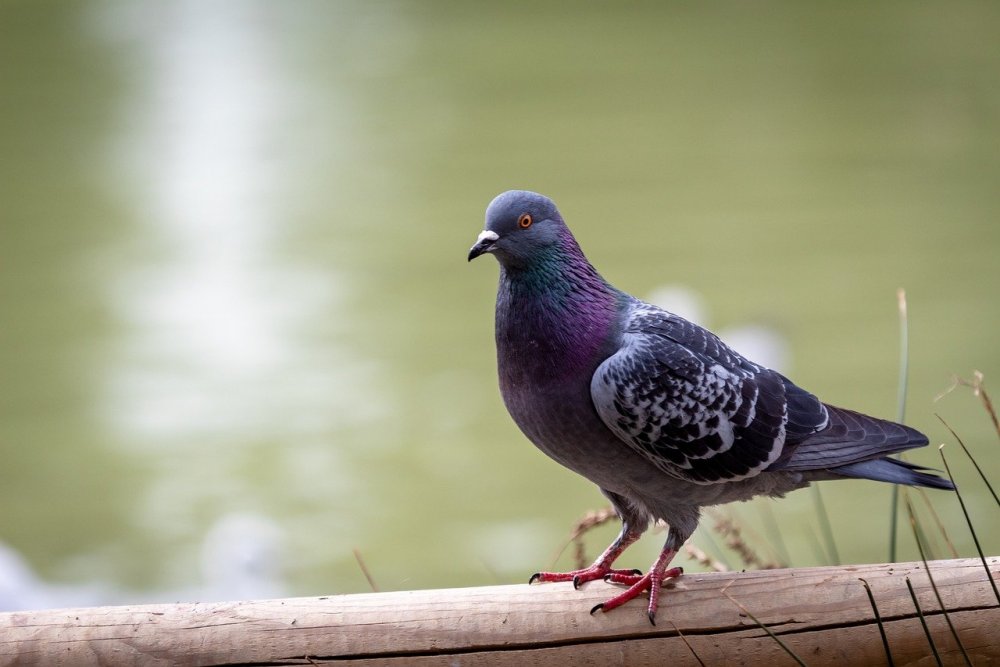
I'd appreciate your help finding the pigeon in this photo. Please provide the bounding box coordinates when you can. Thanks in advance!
[468,190,954,624]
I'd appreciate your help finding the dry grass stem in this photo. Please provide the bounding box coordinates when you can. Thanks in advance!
[669,620,708,667]
[721,585,808,667]
[550,507,618,569]
[684,543,730,572]
[935,370,999,439]
[352,548,379,593]
[935,413,1000,507]
[571,507,618,568]
[708,510,782,570]
[914,486,960,559]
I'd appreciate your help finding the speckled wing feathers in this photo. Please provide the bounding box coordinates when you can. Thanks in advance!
[591,302,830,484]
[774,405,928,470]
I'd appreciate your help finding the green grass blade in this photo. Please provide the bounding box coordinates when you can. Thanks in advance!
[939,445,1000,606]
[697,523,733,571]
[888,487,900,563]
[859,578,895,667]
[914,487,959,559]
[895,288,910,425]
[889,288,909,563]
[905,576,944,667]
[757,499,791,567]
[811,484,840,565]
[904,492,973,667]
[936,413,1000,508]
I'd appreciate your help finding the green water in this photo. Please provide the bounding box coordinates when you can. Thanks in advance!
[1,1,998,606]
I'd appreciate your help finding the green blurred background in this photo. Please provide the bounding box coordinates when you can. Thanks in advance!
[1,1,997,608]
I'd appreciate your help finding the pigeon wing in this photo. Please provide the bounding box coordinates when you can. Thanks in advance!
[591,304,829,484]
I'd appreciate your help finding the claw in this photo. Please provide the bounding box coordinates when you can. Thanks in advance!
[591,544,683,623]
[535,530,684,624]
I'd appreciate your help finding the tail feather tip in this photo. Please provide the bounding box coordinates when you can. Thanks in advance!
[829,458,955,491]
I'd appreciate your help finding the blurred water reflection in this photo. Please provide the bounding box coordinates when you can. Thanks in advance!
[0,1,997,608]
[101,0,381,531]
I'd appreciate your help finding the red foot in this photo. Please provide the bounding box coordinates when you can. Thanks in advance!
[591,566,683,625]
[529,565,643,590]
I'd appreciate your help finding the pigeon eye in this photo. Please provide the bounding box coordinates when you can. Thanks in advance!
[518,213,533,229]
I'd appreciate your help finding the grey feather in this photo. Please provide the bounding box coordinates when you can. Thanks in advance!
[592,300,831,485]
[827,458,954,489]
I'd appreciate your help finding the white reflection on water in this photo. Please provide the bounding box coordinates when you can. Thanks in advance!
[97,3,385,547]
[0,512,288,609]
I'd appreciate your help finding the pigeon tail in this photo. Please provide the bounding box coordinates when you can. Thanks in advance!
[827,457,955,490]
[774,405,929,472]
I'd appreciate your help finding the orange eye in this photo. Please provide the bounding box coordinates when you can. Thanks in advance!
[518,213,533,229]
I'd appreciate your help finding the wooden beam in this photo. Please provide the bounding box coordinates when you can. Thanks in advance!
[1,557,997,666]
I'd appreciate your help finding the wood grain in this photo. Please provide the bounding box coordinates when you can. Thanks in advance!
[1,557,997,666]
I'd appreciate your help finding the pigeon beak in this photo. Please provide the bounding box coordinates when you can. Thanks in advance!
[468,230,499,261]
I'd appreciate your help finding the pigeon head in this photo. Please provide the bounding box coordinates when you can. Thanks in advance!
[467,190,569,269]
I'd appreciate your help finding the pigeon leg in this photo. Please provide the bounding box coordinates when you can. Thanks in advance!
[529,523,644,589]
[592,527,685,625]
